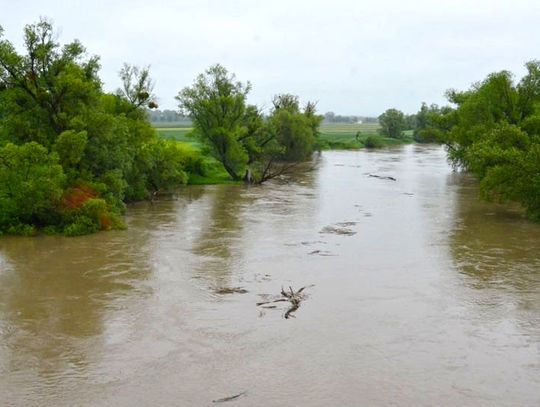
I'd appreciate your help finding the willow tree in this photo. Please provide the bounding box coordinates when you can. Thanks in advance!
[440,61,540,221]
[176,64,250,181]
[378,108,406,139]
[0,19,193,235]
[177,66,322,183]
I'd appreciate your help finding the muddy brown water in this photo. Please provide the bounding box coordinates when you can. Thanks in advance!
[1,145,539,406]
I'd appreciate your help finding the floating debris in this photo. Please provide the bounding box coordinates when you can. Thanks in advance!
[335,221,358,227]
[301,240,327,246]
[257,285,313,319]
[308,250,336,256]
[213,391,247,403]
[214,287,248,295]
[319,225,356,236]
[367,173,397,181]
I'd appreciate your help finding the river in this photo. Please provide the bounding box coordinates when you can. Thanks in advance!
[1,145,539,406]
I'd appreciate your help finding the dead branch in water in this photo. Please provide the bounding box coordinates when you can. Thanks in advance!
[257,285,313,319]
[212,391,247,403]
[367,173,397,181]
[215,287,248,295]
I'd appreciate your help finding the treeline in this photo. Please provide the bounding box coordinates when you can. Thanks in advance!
[375,105,450,141]
[400,61,540,220]
[323,112,377,124]
[148,109,191,124]
[440,61,540,221]
[0,19,322,236]
[176,65,322,183]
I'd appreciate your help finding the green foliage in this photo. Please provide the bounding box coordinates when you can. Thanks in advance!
[0,18,102,146]
[440,60,540,220]
[63,198,107,236]
[141,140,192,193]
[378,108,406,139]
[54,130,88,168]
[0,19,190,235]
[412,103,454,143]
[177,66,322,183]
[364,135,385,149]
[269,105,315,161]
[0,142,65,232]
[176,64,250,180]
[117,63,157,110]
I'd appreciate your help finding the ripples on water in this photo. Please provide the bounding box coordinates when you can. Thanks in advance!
[0,145,539,406]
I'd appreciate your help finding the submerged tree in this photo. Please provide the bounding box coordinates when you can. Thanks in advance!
[176,64,250,180]
[439,61,540,220]
[412,102,454,143]
[177,65,322,183]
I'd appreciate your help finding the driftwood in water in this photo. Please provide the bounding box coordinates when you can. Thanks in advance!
[257,285,312,319]
[212,391,247,403]
[367,173,397,181]
[215,287,248,295]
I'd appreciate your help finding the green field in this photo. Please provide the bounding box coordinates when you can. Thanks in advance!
[153,125,234,184]
[155,127,196,142]
[153,122,412,151]
[318,123,413,149]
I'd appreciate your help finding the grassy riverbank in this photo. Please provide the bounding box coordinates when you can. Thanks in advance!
[317,123,413,149]
[152,122,414,185]
[154,122,414,152]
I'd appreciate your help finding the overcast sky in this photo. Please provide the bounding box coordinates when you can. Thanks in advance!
[1,0,539,115]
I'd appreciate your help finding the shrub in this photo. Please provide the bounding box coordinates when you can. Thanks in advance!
[364,135,385,149]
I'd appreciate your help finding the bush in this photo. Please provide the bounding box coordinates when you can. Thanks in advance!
[61,197,124,236]
[0,142,65,233]
[364,135,385,149]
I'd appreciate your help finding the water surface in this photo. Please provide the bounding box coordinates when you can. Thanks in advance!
[1,145,539,406]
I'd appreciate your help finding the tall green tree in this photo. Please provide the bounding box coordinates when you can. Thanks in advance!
[0,19,193,234]
[176,64,250,180]
[0,142,65,233]
[177,65,322,183]
[268,94,321,162]
[0,18,102,147]
[378,108,406,139]
[412,102,454,143]
[440,61,540,220]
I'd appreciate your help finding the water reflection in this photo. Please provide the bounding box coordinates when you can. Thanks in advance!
[0,226,154,402]
[449,174,540,291]
[185,162,320,289]
[448,173,540,345]
[190,185,253,286]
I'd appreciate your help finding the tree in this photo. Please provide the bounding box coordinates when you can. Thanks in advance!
[412,102,454,143]
[0,142,65,233]
[118,63,158,110]
[176,64,250,180]
[177,66,322,183]
[378,108,406,138]
[439,60,540,220]
[0,19,191,234]
[268,94,321,162]
[0,18,102,147]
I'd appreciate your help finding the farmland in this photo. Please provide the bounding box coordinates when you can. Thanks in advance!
[153,122,413,150]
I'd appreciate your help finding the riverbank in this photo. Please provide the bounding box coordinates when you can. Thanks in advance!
[153,122,415,185]
[154,122,414,152]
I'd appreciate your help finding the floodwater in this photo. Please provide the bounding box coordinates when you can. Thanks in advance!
[1,145,539,406]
